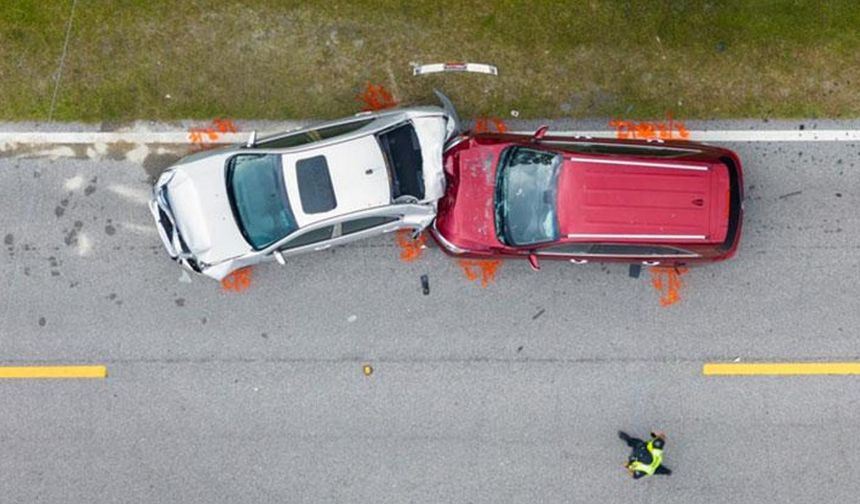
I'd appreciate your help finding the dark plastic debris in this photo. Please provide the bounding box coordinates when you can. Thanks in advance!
[420,274,430,295]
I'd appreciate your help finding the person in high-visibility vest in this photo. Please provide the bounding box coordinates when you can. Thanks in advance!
[619,431,672,479]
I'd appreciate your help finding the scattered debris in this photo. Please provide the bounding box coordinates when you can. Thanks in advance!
[649,266,689,307]
[412,62,498,76]
[188,118,237,146]
[420,274,430,295]
[531,308,545,320]
[395,229,427,262]
[628,264,642,279]
[362,364,373,376]
[778,190,803,200]
[347,314,358,323]
[221,267,253,292]
[609,112,689,141]
[510,110,519,117]
[475,117,508,133]
[457,259,503,288]
[356,82,398,111]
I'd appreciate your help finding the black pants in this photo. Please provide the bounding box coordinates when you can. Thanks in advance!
[618,431,672,476]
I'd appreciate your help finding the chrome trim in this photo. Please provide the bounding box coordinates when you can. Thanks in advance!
[565,252,698,258]
[567,157,708,171]
[443,134,469,153]
[567,233,706,240]
[430,221,466,254]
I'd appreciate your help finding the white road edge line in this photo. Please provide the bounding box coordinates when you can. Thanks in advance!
[1,130,860,145]
[511,130,860,142]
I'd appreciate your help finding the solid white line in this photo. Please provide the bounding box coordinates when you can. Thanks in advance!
[568,156,709,171]
[2,129,860,146]
[0,132,246,144]
[514,130,860,142]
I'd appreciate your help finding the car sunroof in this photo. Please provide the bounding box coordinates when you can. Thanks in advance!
[295,155,337,214]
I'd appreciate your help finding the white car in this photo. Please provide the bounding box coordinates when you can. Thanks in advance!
[150,92,461,280]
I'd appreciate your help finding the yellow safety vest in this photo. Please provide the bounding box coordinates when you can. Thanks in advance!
[628,439,664,477]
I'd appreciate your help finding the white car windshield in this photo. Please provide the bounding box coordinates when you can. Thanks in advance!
[227,154,298,249]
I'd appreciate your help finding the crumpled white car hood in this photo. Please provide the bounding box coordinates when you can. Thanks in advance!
[165,160,251,266]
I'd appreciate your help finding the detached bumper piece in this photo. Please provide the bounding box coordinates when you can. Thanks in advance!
[412,62,498,76]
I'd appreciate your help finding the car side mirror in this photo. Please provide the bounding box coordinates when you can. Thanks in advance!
[272,250,286,266]
[246,130,257,148]
[532,125,549,142]
[528,253,541,272]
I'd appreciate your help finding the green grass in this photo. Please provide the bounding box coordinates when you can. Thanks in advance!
[2,0,860,121]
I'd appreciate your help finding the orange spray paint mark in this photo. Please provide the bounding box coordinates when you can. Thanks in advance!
[356,83,398,111]
[221,266,253,292]
[474,117,508,133]
[649,266,688,306]
[457,259,502,288]
[395,229,427,262]
[188,118,238,151]
[609,112,689,141]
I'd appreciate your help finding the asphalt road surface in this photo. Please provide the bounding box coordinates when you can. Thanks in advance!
[1,128,859,502]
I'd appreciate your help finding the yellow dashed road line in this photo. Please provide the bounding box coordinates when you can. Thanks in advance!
[0,366,107,379]
[704,362,860,376]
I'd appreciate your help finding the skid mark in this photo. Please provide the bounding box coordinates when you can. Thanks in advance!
[188,118,238,150]
[649,266,688,306]
[221,266,253,292]
[609,112,689,141]
[395,229,427,262]
[475,117,509,133]
[457,259,502,288]
[357,83,398,111]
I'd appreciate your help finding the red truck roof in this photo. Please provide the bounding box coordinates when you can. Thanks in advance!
[557,157,730,244]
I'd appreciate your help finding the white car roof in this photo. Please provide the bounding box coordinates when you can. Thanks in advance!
[282,134,392,228]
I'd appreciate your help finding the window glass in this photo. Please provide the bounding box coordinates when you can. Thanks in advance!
[278,225,334,250]
[256,131,314,149]
[588,244,695,256]
[295,156,337,214]
[255,119,373,149]
[226,154,297,250]
[542,141,697,158]
[315,119,374,140]
[377,123,424,200]
[495,146,562,246]
[536,243,594,255]
[341,216,399,235]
